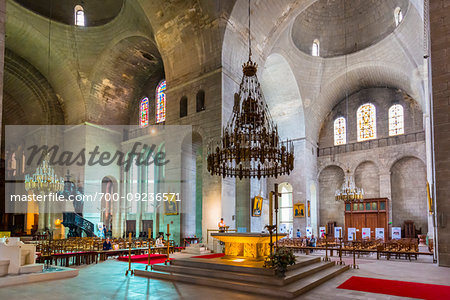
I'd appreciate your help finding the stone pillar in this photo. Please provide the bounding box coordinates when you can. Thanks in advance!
[379,172,392,225]
[0,0,4,143]
[430,0,450,267]
[235,178,250,232]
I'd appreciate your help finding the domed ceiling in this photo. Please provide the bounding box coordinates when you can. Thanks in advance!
[291,0,409,58]
[14,0,124,26]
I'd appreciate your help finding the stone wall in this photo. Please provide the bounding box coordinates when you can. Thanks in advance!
[391,157,428,233]
[318,139,427,236]
[319,87,424,148]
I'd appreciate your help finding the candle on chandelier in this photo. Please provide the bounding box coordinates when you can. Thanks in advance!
[167,223,170,235]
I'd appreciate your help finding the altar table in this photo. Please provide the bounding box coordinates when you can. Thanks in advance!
[211,232,287,259]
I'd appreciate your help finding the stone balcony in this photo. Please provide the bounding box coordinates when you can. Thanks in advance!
[318,131,425,157]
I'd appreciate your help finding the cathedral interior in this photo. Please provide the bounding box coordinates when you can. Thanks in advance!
[0,0,449,299]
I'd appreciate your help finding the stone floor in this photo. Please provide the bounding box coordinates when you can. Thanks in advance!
[0,253,449,300]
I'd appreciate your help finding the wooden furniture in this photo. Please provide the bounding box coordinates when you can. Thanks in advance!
[403,220,421,238]
[344,198,388,240]
[327,222,336,237]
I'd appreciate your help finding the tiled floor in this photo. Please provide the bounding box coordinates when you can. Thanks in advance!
[0,253,449,300]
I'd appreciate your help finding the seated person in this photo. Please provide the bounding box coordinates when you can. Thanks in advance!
[155,235,164,247]
[103,238,112,250]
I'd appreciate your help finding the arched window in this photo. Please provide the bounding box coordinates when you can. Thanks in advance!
[334,117,346,145]
[180,96,188,117]
[357,103,377,142]
[389,104,404,136]
[74,5,85,26]
[156,80,166,123]
[196,90,205,112]
[394,7,403,26]
[278,183,293,238]
[312,39,320,57]
[139,97,149,128]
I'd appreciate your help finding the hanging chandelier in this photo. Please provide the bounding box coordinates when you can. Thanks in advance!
[335,170,364,202]
[207,0,294,180]
[25,154,64,194]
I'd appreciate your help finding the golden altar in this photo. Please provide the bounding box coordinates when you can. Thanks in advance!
[211,232,287,259]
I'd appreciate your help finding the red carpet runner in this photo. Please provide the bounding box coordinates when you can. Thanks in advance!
[338,276,450,300]
[117,254,167,264]
[191,253,225,259]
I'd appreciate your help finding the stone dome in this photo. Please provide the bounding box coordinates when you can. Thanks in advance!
[291,0,409,58]
[14,0,124,26]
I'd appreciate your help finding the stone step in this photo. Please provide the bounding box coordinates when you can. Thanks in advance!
[286,265,350,297]
[170,256,321,276]
[181,247,211,254]
[152,260,335,286]
[134,263,349,298]
[19,264,44,274]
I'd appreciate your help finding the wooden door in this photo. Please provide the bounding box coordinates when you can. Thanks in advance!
[126,220,136,235]
[141,220,153,238]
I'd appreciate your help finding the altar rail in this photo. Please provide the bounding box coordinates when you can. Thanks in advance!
[318,131,425,157]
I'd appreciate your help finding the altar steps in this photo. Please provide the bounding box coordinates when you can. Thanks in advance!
[134,257,349,298]
[151,260,335,286]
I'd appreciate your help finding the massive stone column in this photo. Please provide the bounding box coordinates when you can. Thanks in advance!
[430,0,450,267]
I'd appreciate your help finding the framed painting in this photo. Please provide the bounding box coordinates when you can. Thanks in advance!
[252,196,263,217]
[164,193,178,215]
[293,203,305,217]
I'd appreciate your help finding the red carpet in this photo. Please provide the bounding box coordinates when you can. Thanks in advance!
[117,254,167,264]
[191,253,225,259]
[338,276,450,300]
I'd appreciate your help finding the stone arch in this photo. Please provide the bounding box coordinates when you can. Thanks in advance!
[196,90,205,112]
[318,162,347,178]
[4,49,65,125]
[100,176,118,233]
[354,161,380,199]
[6,1,86,124]
[260,53,305,140]
[313,61,422,141]
[390,156,427,234]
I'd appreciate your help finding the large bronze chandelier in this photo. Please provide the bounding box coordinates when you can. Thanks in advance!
[207,0,294,180]
[335,170,364,202]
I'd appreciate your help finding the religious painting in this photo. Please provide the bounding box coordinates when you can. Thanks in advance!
[293,203,305,217]
[252,196,263,217]
[164,193,178,215]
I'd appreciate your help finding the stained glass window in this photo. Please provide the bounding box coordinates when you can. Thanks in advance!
[389,104,404,136]
[312,39,320,57]
[74,5,85,26]
[357,103,376,141]
[139,97,149,128]
[156,80,166,123]
[334,117,346,145]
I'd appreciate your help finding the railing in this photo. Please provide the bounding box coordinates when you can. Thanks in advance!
[318,131,425,157]
[62,212,95,237]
